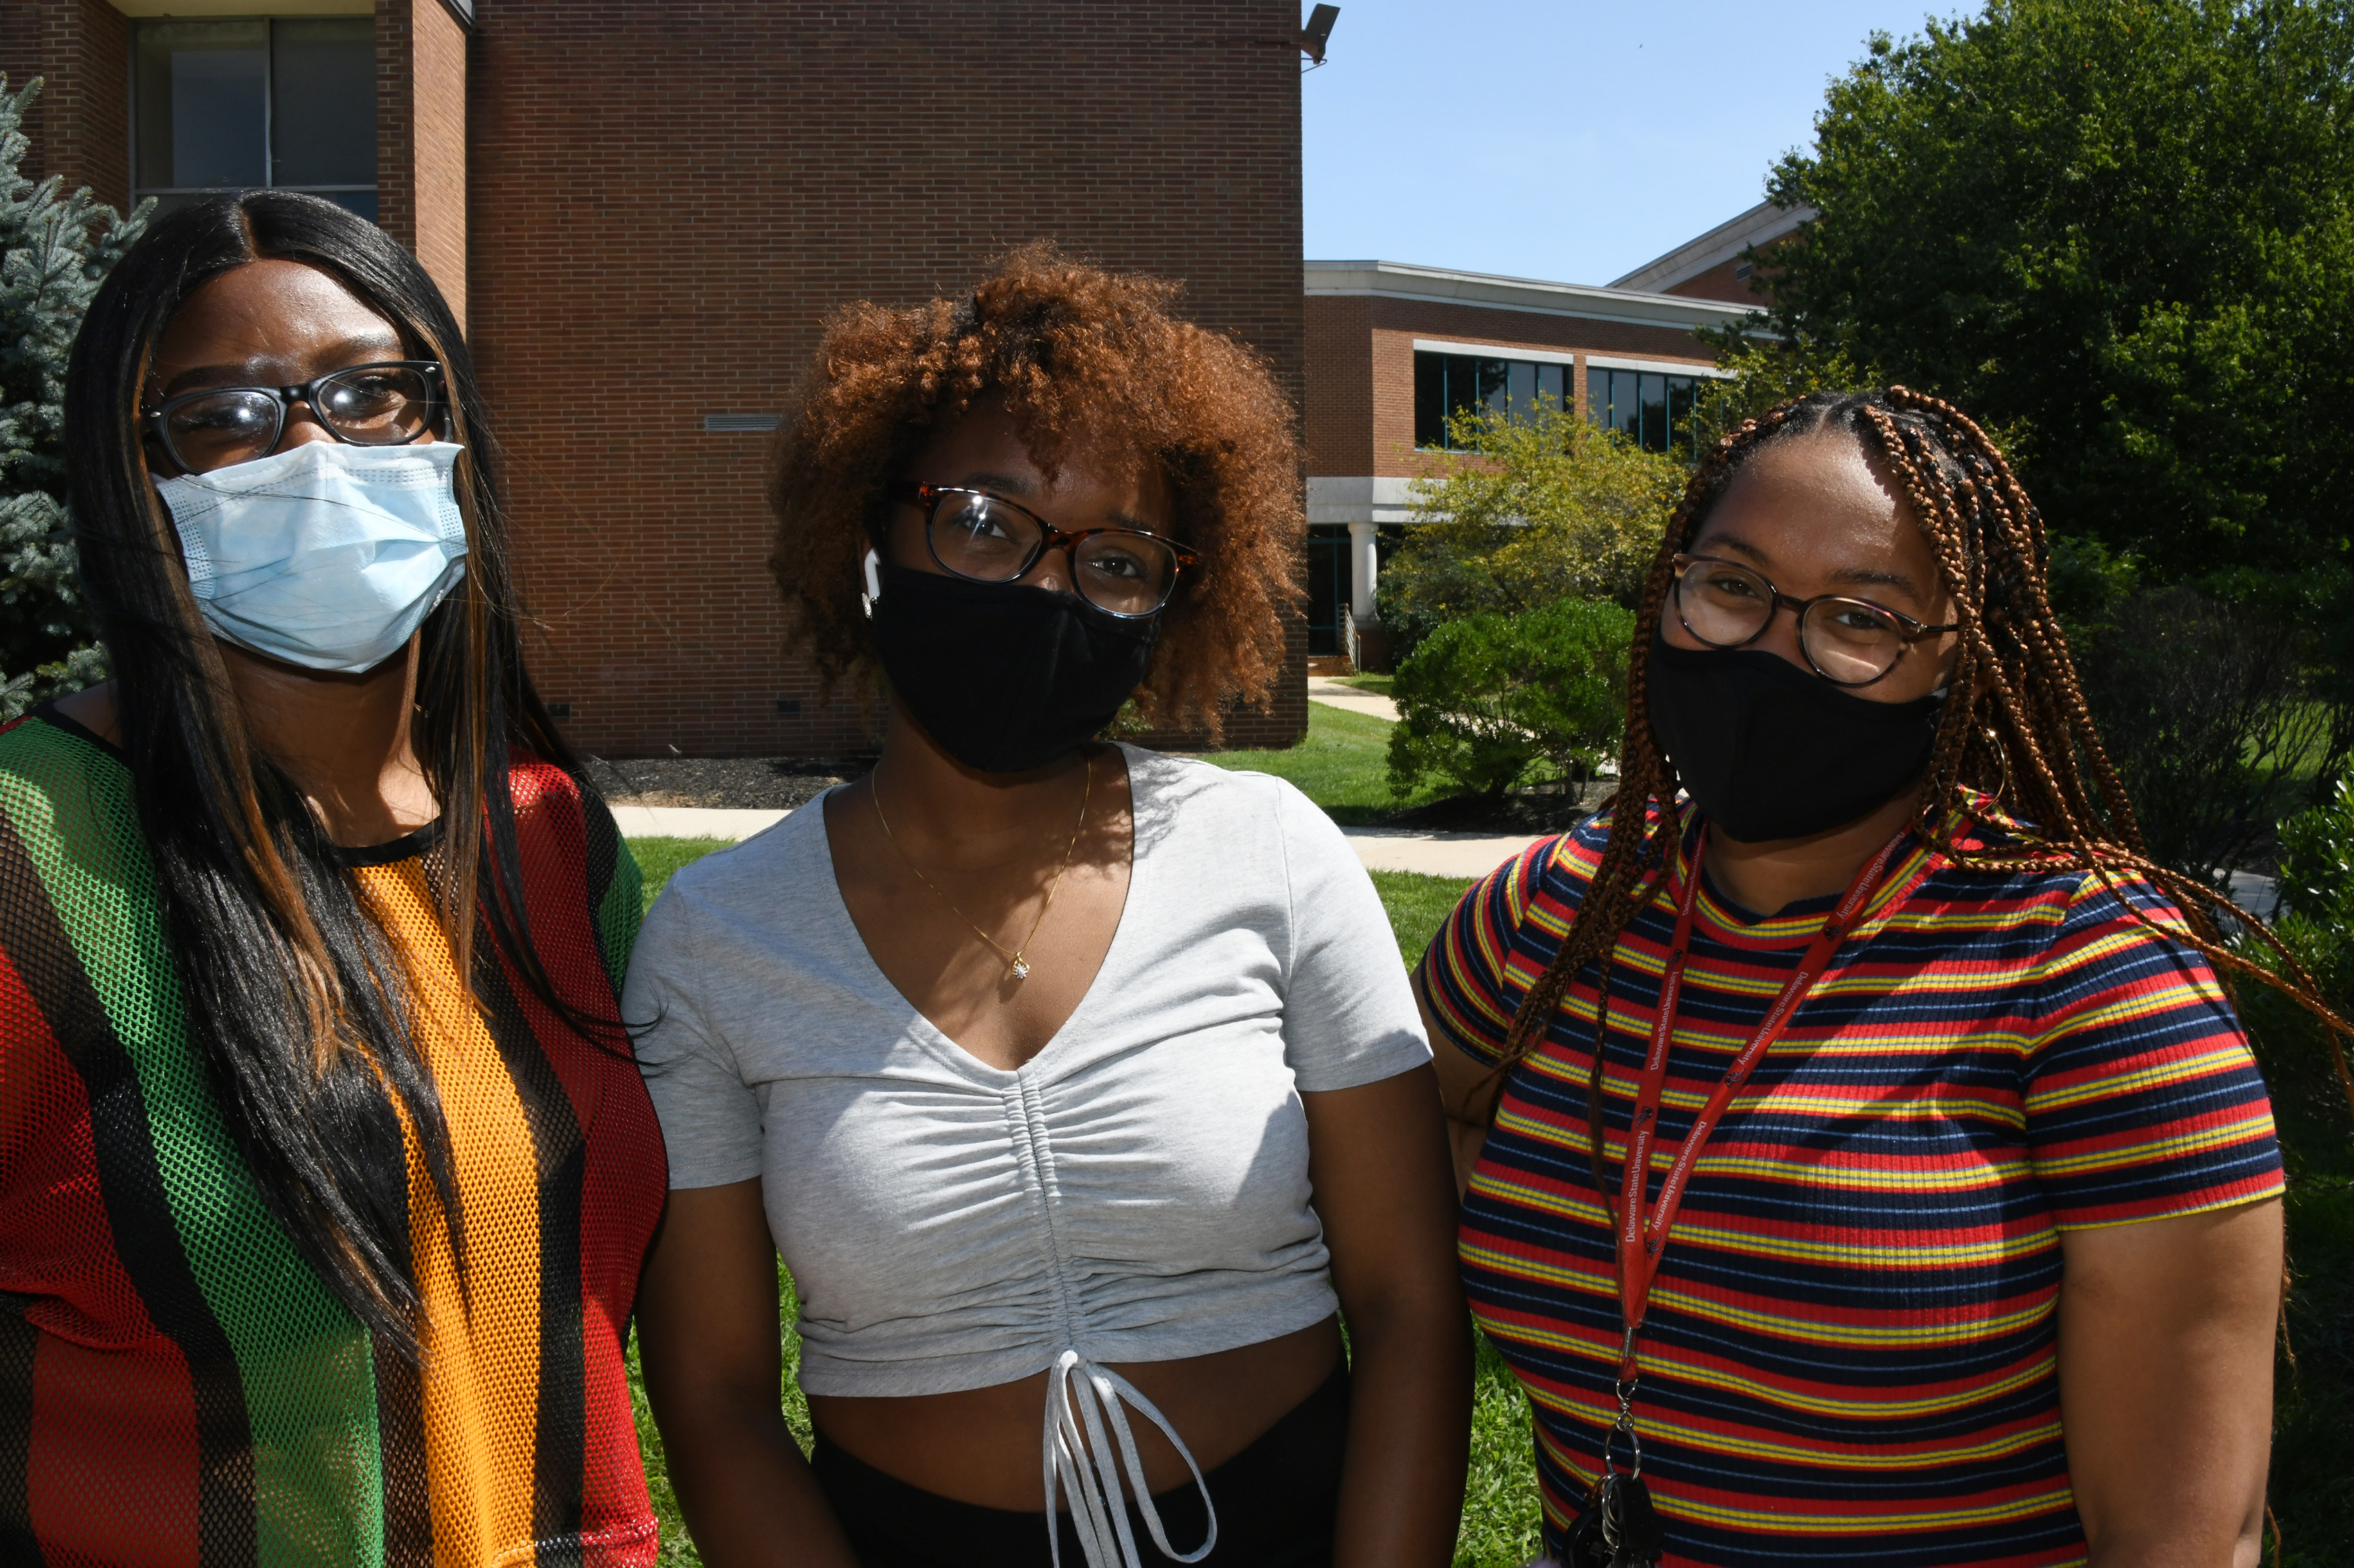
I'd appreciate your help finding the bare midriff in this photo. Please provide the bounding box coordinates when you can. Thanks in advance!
[807,1315,1345,1508]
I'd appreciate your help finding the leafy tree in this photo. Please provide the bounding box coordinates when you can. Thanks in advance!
[1386,596,1633,802]
[1375,399,1680,662]
[1688,334,1878,447]
[1754,0,2354,582]
[0,76,145,719]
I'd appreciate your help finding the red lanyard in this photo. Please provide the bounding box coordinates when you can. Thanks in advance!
[1610,827,1907,1382]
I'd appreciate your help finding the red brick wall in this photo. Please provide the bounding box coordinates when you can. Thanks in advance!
[467,0,1309,758]
[1302,294,1372,476]
[1660,232,1797,306]
[377,0,468,326]
[0,0,129,211]
[1663,258,1757,305]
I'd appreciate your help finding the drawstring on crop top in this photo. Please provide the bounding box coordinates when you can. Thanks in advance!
[1045,1350,1215,1568]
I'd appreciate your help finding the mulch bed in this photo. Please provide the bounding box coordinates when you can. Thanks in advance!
[584,754,874,811]
[1383,779,1612,835]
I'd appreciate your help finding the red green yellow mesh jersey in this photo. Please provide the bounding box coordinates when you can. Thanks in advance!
[1423,800,2283,1568]
[0,710,665,1568]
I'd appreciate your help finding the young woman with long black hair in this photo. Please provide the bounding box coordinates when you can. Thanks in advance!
[0,190,665,1566]
[1424,388,2341,1568]
[628,245,1470,1568]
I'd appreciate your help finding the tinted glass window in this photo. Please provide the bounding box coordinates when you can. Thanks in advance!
[1414,352,1595,449]
[271,20,375,188]
[1610,370,1642,443]
[1668,376,1698,454]
[1581,368,1711,453]
[1414,353,1446,449]
[1639,373,1667,450]
[1473,359,1509,417]
[1306,525,1348,656]
[134,18,378,217]
[1445,357,1482,431]
[136,21,267,190]
[1536,361,1564,411]
[1507,360,1536,420]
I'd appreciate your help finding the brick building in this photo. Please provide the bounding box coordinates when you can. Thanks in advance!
[1300,259,1760,665]
[1,0,1313,755]
[1608,199,1811,305]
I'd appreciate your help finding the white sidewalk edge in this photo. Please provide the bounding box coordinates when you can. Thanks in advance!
[613,805,790,841]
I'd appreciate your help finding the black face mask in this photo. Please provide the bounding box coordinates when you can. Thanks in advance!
[1646,636,1946,843]
[870,561,1159,774]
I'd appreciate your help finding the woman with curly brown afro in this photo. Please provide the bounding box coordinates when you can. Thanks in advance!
[627,245,1472,1568]
[1422,388,2343,1568]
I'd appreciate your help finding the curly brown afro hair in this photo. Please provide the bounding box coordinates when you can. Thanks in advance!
[766,242,1302,740]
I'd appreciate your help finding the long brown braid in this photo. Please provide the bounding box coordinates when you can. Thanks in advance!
[1485,387,2354,1137]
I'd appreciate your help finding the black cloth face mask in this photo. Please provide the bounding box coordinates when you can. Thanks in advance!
[1646,636,1946,843]
[870,561,1160,774]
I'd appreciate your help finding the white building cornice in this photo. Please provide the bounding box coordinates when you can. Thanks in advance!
[1303,260,1761,334]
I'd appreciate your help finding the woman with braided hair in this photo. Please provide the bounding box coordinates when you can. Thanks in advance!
[1423,387,2333,1568]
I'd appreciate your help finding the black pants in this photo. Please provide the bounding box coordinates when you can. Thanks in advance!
[811,1362,1351,1568]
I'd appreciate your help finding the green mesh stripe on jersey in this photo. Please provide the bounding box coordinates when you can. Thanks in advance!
[0,718,387,1568]
[591,825,643,998]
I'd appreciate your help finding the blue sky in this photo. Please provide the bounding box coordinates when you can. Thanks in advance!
[1301,1,1959,286]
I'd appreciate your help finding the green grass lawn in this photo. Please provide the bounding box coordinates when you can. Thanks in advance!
[1336,674,1395,697]
[1373,868,1473,968]
[624,837,1534,1567]
[1197,701,1442,824]
[631,836,735,903]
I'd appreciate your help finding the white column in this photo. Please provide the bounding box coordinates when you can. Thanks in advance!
[1347,521,1379,622]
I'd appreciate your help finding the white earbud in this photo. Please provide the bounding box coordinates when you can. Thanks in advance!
[861,548,882,618]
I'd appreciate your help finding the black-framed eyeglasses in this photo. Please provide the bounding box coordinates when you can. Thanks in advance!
[143,361,447,475]
[891,483,1201,618]
[1671,552,1959,687]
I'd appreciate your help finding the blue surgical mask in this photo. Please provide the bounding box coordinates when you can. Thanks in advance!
[154,440,469,674]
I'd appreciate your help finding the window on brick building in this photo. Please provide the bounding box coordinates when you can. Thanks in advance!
[1412,352,1570,449]
[133,18,377,222]
[1586,366,1704,454]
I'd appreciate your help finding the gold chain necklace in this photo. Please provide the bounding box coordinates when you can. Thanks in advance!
[870,750,1093,982]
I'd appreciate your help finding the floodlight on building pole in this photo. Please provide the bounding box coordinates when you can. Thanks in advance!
[1300,5,1340,67]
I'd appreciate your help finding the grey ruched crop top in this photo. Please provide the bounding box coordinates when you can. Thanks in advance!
[623,747,1430,1563]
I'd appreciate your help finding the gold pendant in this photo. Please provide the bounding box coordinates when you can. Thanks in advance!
[1009,958,1031,980]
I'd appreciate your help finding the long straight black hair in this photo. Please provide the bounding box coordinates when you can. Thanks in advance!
[65,190,593,1356]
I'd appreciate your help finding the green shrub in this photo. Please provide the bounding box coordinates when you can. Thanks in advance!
[2281,777,2354,940]
[2237,778,2354,1568]
[2069,576,2346,887]
[1376,399,1680,666]
[1387,597,1632,800]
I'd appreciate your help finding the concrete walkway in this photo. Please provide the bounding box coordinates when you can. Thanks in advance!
[615,804,1539,881]
[1306,676,1400,723]
[1341,827,1538,880]
[610,804,790,840]
[2227,869,2283,920]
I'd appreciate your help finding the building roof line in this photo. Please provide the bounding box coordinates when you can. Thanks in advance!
[1607,200,1814,294]
[1302,259,1761,332]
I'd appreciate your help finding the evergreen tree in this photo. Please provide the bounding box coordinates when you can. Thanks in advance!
[0,75,145,719]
